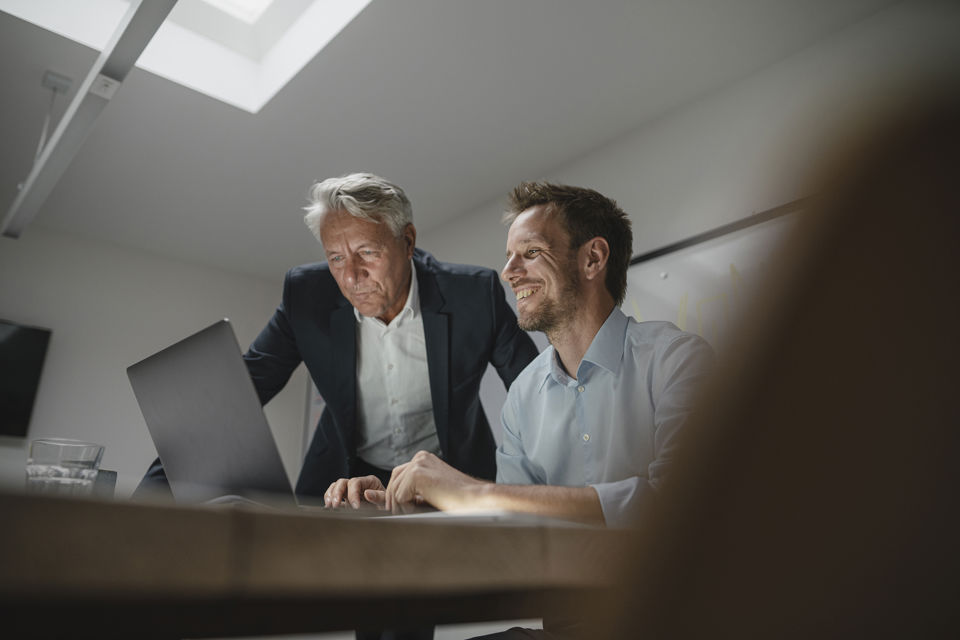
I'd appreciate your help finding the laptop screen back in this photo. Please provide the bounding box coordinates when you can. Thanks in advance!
[127,319,295,505]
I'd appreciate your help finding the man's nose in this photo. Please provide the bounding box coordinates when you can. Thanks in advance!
[343,256,365,285]
[501,253,521,282]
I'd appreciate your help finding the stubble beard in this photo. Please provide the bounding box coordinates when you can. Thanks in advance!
[517,260,581,335]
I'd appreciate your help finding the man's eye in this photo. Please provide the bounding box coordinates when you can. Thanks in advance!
[526,249,540,257]
[329,255,344,263]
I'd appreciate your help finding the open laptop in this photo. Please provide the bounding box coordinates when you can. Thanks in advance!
[127,319,303,507]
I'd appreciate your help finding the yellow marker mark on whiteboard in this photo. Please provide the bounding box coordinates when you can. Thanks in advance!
[677,293,688,331]
[629,297,643,322]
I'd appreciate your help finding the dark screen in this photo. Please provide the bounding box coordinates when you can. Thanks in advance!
[0,320,52,437]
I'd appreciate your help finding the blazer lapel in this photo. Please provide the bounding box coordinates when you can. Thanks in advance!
[417,263,450,457]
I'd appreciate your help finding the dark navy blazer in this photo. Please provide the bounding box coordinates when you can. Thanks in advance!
[139,249,538,499]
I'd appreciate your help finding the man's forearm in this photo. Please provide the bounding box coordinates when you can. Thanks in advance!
[384,451,606,525]
[461,482,605,526]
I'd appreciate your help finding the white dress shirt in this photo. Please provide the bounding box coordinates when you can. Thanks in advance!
[355,263,439,469]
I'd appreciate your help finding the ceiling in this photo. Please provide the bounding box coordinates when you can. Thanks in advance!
[0,0,896,280]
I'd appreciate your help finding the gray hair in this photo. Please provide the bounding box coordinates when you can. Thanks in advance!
[303,173,413,241]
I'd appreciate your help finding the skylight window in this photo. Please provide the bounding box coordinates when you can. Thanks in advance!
[1,0,372,113]
[200,0,274,25]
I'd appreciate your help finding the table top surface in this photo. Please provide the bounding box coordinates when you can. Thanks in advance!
[1,491,633,637]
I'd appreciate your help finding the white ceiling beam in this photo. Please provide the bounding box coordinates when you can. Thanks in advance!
[2,0,179,239]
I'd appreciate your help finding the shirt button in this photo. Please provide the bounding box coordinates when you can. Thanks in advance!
[390,398,398,405]
[582,434,590,442]
[387,363,394,370]
[577,385,585,393]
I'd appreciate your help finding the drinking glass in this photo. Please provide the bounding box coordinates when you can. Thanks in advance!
[25,438,104,497]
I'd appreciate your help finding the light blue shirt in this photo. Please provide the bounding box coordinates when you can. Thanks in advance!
[497,308,713,528]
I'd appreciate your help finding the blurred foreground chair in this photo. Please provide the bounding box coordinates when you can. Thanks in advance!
[595,94,960,638]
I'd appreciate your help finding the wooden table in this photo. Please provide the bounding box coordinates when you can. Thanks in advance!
[0,492,632,638]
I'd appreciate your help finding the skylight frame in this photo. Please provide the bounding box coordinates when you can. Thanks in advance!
[0,0,372,113]
[199,0,275,25]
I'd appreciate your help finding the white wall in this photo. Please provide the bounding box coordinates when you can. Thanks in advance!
[0,227,308,496]
[419,0,960,272]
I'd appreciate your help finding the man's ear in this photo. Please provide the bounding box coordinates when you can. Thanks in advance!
[581,237,610,282]
[403,224,417,259]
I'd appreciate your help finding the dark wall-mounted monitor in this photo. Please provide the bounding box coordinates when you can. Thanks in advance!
[0,319,52,437]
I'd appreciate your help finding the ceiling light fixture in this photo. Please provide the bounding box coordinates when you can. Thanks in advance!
[1,0,178,239]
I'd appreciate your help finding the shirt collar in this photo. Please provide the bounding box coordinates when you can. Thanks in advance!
[353,259,420,325]
[581,307,628,375]
[535,307,628,392]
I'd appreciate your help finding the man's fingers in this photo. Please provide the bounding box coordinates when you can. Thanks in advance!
[384,482,394,512]
[347,475,382,508]
[385,477,406,512]
[346,478,363,508]
[389,474,418,513]
[383,457,437,512]
[364,489,386,505]
[385,462,410,512]
[326,476,388,509]
[324,478,348,508]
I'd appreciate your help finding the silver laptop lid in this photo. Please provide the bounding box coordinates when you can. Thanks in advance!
[127,319,295,505]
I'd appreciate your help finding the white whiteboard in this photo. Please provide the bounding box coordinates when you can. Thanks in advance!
[624,204,801,353]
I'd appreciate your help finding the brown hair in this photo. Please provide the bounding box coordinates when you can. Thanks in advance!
[505,181,632,305]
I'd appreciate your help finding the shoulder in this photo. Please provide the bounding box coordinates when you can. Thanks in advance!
[624,318,702,346]
[624,319,713,360]
[622,319,714,385]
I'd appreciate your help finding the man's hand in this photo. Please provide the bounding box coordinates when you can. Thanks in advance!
[384,450,485,512]
[323,475,384,509]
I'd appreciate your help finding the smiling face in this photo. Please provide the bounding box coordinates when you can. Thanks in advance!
[501,205,581,334]
[320,209,415,324]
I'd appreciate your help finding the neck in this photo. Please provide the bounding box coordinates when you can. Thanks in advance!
[548,299,615,378]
